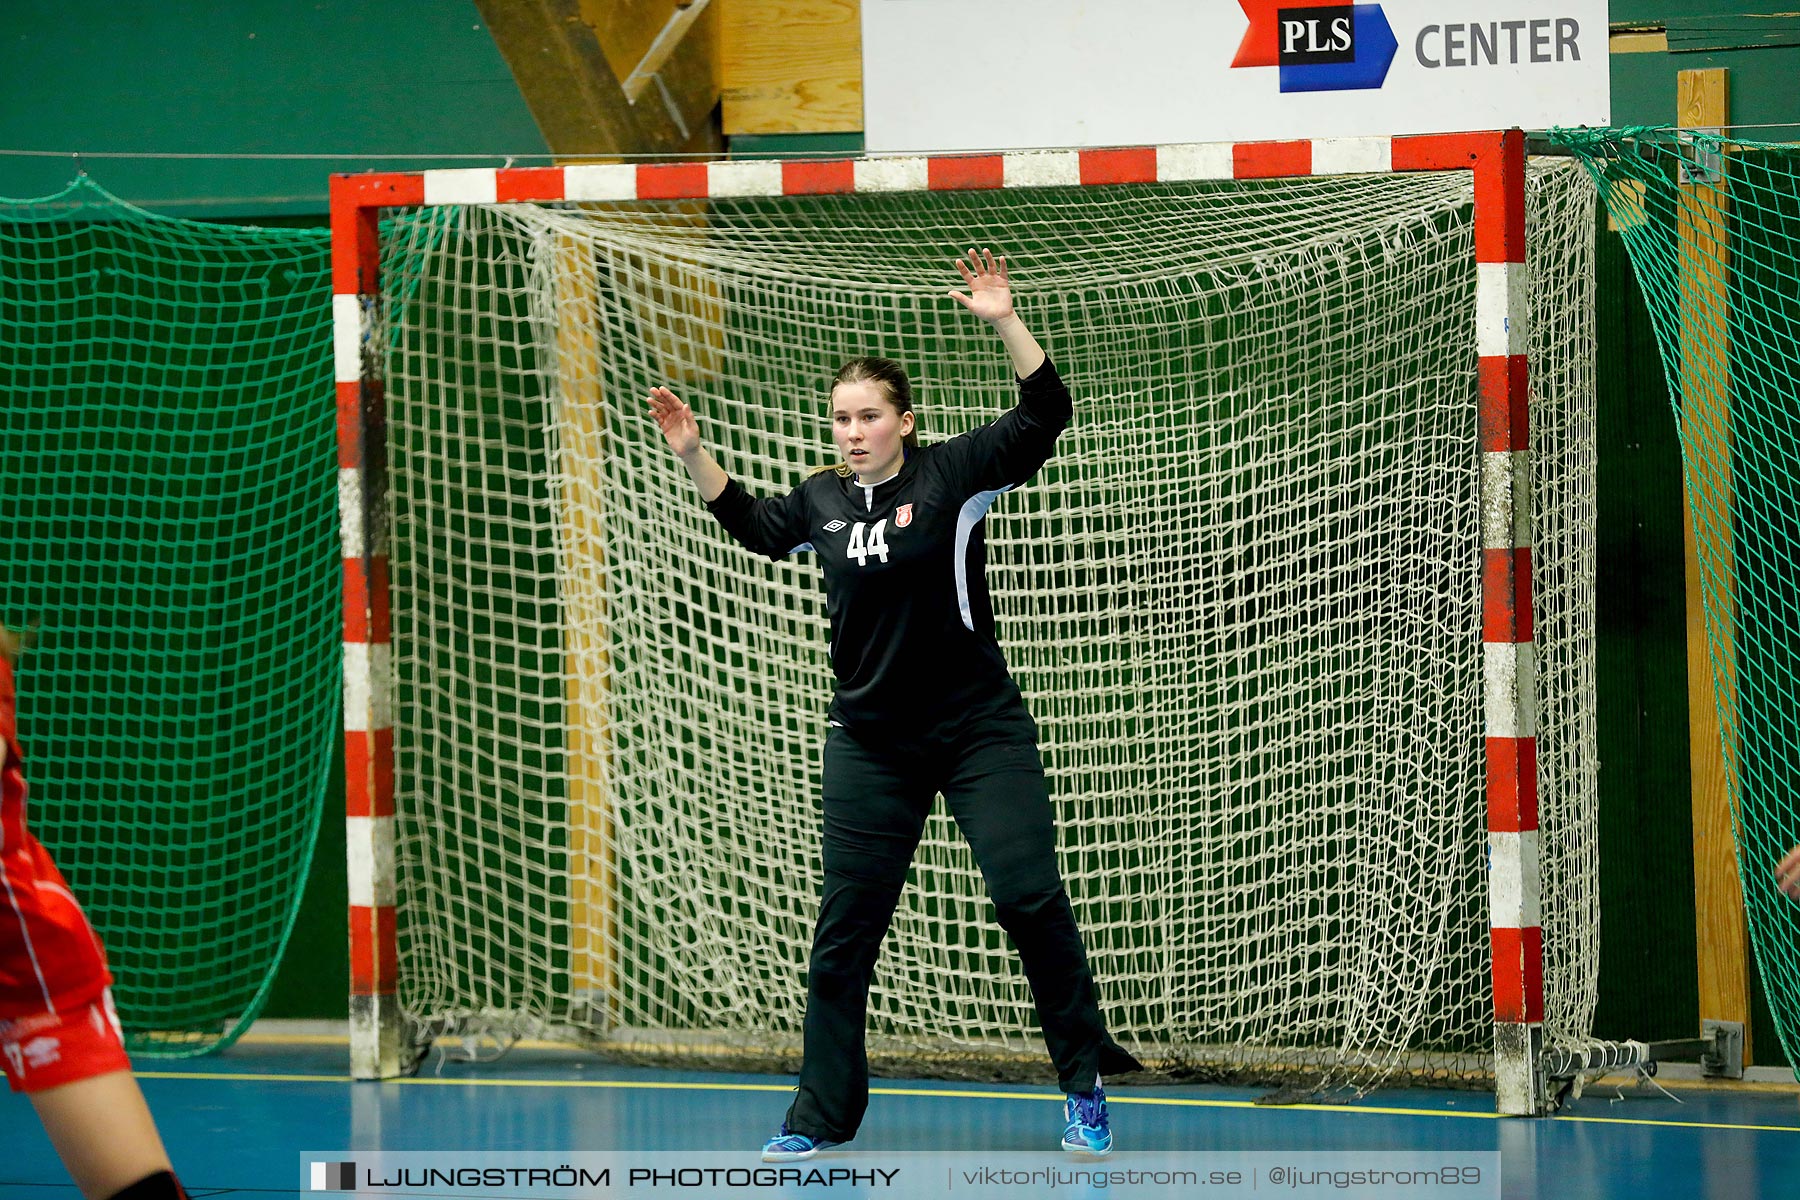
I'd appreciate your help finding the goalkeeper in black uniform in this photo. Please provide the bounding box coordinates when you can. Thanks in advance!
[647,248,1140,1160]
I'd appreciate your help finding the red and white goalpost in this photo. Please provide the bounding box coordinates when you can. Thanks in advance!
[330,130,1625,1114]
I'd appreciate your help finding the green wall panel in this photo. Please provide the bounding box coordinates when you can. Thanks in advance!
[0,0,548,217]
[1611,45,1800,131]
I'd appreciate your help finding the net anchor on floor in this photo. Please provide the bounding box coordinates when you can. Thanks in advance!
[1537,1022,1745,1110]
[1634,1020,1745,1080]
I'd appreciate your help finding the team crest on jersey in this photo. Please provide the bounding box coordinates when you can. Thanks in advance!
[895,504,914,528]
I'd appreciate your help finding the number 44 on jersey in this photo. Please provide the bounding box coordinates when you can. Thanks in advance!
[846,520,889,566]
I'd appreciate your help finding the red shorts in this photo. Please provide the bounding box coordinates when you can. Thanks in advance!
[0,986,129,1093]
[4,654,117,1026]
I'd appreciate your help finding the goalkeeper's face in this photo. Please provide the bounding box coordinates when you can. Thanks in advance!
[831,381,915,483]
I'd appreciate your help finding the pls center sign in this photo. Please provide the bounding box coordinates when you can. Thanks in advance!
[862,0,1609,153]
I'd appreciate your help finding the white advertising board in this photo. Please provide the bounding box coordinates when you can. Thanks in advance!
[862,1,1611,152]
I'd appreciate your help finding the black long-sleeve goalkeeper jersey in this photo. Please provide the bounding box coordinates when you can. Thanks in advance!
[705,358,1072,745]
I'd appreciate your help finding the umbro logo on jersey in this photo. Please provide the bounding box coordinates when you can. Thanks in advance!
[895,504,914,528]
[824,520,848,532]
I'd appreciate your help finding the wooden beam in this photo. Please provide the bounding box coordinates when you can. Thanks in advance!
[619,0,713,103]
[1678,66,1750,1064]
[648,2,722,149]
[580,0,690,82]
[476,0,719,158]
[576,0,722,141]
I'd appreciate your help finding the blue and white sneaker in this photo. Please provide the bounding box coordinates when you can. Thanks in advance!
[762,1123,838,1162]
[1061,1084,1112,1156]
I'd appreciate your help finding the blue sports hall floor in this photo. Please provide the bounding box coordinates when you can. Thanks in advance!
[3,1032,1796,1199]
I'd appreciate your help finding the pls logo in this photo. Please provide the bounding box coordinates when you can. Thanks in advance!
[1234,0,1399,92]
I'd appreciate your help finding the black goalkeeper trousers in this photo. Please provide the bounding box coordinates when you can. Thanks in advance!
[784,714,1140,1144]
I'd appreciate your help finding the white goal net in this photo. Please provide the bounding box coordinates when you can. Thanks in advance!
[370,158,1599,1093]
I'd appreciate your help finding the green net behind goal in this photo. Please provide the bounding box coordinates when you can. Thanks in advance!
[0,177,339,1054]
[1552,127,1800,1073]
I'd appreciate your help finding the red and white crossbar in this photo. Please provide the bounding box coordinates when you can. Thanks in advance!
[329,130,1545,1108]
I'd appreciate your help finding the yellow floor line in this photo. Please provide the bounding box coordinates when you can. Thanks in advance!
[225,1035,1800,1093]
[131,1070,1800,1134]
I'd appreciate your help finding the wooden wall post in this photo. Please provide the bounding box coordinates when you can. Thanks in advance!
[1678,66,1750,1063]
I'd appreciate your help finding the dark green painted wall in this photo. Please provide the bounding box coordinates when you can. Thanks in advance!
[0,1,548,216]
[1611,46,1800,132]
[1611,2,1800,133]
[1592,221,1696,1045]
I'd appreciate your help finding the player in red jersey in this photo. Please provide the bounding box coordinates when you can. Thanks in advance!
[2,625,189,1200]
